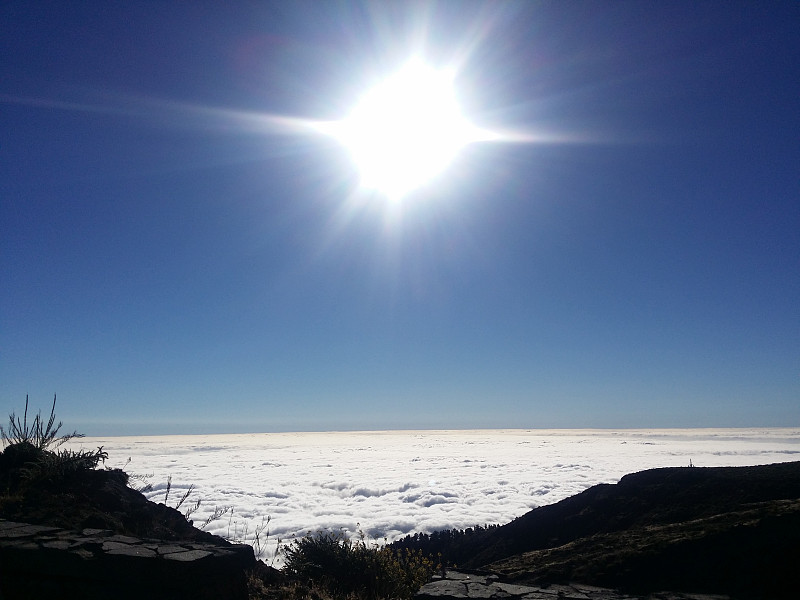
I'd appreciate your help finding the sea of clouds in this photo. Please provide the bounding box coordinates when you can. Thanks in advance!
[70,428,799,562]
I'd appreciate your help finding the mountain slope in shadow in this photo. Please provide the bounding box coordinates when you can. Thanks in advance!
[394,462,800,598]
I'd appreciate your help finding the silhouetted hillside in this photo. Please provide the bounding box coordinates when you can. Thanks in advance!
[393,462,800,598]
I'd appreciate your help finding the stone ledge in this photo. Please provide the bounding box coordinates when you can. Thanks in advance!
[0,518,255,600]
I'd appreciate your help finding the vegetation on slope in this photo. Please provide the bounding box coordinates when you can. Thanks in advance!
[0,397,435,600]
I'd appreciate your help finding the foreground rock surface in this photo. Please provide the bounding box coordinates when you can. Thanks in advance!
[0,442,259,600]
[417,571,730,600]
[0,518,255,600]
[0,443,218,543]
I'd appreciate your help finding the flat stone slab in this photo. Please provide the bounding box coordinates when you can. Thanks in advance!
[0,523,62,538]
[106,534,142,545]
[0,517,250,566]
[41,540,73,551]
[156,544,191,555]
[163,549,213,561]
[0,518,254,600]
[81,528,113,537]
[495,582,554,596]
[421,579,470,598]
[104,542,158,558]
[416,571,731,600]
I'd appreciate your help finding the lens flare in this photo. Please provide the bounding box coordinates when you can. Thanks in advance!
[332,60,485,200]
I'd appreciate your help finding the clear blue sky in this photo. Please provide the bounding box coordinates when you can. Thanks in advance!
[2,1,798,435]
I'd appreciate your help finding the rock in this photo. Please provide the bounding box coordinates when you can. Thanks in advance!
[0,518,255,600]
[415,571,733,600]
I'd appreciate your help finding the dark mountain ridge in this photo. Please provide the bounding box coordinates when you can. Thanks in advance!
[470,461,800,566]
[392,461,800,598]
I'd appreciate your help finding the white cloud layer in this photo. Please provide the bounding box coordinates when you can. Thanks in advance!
[69,428,799,563]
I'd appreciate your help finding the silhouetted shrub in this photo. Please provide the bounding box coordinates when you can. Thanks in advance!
[1,395,81,450]
[283,528,435,600]
[0,396,106,490]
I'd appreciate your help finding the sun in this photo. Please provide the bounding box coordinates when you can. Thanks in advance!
[331,60,482,200]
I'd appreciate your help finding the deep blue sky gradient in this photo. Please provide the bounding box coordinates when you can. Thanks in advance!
[2,2,798,434]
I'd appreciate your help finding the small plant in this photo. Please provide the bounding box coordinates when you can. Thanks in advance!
[226,512,276,562]
[199,504,232,531]
[282,526,435,600]
[1,394,82,450]
[19,446,109,482]
[163,474,196,511]
[0,396,108,487]
[157,474,212,525]
[122,458,154,493]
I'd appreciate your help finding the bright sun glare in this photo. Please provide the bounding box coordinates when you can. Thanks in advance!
[332,60,482,200]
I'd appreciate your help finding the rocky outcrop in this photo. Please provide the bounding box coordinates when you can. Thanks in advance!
[0,518,256,600]
[0,440,268,599]
[488,498,800,598]
[464,462,800,570]
[416,570,730,600]
[0,454,218,544]
[398,462,800,599]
